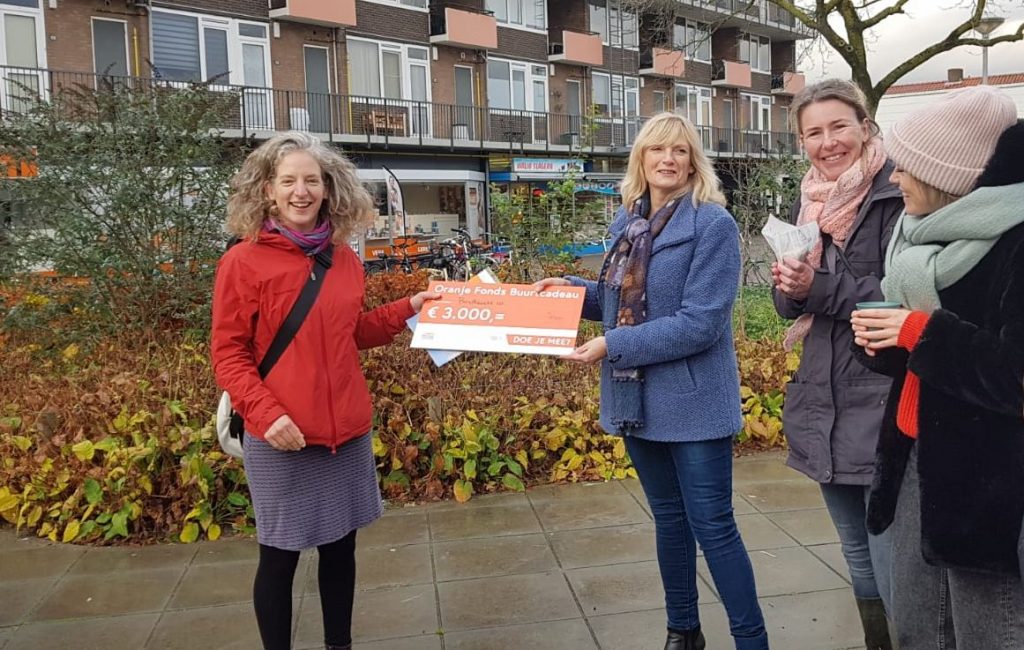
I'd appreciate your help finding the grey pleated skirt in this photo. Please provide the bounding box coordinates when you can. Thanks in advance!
[242,431,384,551]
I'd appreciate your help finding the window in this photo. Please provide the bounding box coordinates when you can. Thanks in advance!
[487,58,545,111]
[348,38,430,101]
[588,0,637,48]
[742,93,772,131]
[673,84,711,127]
[653,91,666,114]
[591,72,638,119]
[486,0,546,30]
[151,9,270,85]
[739,34,771,73]
[0,2,46,114]
[672,20,710,62]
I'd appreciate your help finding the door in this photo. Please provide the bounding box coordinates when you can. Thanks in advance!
[454,65,475,139]
[92,19,128,85]
[566,79,582,146]
[242,42,272,129]
[303,46,330,132]
[722,99,734,152]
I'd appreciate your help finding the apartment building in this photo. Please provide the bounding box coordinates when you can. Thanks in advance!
[0,0,809,254]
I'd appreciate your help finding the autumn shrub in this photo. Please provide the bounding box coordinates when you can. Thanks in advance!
[0,270,794,544]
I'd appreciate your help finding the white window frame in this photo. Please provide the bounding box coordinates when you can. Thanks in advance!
[485,0,547,33]
[738,33,771,73]
[591,72,638,119]
[360,0,428,11]
[486,56,546,112]
[347,36,432,104]
[150,7,271,88]
[91,17,130,77]
[743,93,772,131]
[672,19,710,63]
[588,0,638,49]
[0,2,48,113]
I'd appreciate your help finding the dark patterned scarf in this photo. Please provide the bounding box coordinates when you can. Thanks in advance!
[600,193,681,432]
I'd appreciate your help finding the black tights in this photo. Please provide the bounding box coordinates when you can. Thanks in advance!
[253,531,357,650]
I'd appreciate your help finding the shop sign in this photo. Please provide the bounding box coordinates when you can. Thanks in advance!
[572,180,620,195]
[511,158,583,174]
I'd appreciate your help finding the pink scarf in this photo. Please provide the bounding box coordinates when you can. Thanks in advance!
[783,138,887,350]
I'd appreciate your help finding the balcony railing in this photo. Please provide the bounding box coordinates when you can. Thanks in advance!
[712,59,752,88]
[0,66,800,157]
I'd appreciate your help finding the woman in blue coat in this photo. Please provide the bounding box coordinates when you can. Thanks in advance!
[535,112,767,650]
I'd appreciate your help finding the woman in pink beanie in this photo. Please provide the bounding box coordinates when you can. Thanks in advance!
[772,79,903,650]
[852,85,1024,648]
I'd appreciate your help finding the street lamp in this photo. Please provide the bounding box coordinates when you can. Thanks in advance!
[974,15,1005,85]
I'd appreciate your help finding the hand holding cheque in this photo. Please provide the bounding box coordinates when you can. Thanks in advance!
[410,279,587,357]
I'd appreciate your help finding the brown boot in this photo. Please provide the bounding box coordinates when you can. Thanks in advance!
[856,598,894,650]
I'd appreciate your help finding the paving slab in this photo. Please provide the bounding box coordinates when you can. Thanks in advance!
[532,494,651,532]
[70,543,197,576]
[568,560,717,619]
[168,560,257,609]
[429,502,542,541]
[739,480,826,513]
[437,572,578,631]
[527,480,629,503]
[547,523,657,570]
[807,543,852,584]
[0,545,84,582]
[699,546,849,599]
[147,602,263,649]
[732,452,807,485]
[589,608,673,649]
[30,567,183,621]
[0,579,55,626]
[352,585,438,641]
[443,619,598,650]
[734,513,799,551]
[434,534,557,582]
[359,511,430,547]
[4,613,159,650]
[191,537,259,564]
[769,508,841,546]
[352,543,434,590]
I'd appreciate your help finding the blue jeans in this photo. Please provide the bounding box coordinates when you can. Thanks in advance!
[626,435,769,650]
[820,482,893,613]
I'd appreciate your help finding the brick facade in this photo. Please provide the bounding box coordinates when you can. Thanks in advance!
[157,0,267,21]
[44,1,150,76]
[495,26,547,62]
[270,23,341,93]
[353,0,429,44]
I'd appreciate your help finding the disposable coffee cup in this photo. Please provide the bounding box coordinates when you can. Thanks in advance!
[855,301,902,332]
[855,301,902,310]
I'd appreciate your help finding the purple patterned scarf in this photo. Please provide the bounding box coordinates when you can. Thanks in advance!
[264,218,333,257]
[599,193,681,433]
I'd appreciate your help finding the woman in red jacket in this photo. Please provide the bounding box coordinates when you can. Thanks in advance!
[211,132,436,650]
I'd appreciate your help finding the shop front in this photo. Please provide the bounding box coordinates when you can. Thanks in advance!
[355,166,487,260]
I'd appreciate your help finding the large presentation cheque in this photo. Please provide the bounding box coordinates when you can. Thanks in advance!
[411,281,586,356]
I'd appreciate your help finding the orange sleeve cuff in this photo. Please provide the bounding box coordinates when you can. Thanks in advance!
[897,311,930,351]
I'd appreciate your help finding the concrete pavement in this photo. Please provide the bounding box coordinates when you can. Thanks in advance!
[0,452,866,649]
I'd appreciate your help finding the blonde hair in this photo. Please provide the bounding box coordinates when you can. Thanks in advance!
[790,79,880,137]
[226,131,374,243]
[620,112,726,209]
[897,169,961,215]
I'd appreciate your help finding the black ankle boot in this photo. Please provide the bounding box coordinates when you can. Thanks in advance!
[855,598,894,650]
[664,627,706,650]
[325,644,351,650]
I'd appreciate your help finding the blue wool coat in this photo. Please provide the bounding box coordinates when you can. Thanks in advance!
[567,197,743,442]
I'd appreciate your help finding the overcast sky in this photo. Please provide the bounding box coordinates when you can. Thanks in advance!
[802,2,1024,86]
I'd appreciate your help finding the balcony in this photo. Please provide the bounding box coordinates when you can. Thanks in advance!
[429,5,497,50]
[1,66,801,159]
[548,30,603,67]
[771,71,805,95]
[639,47,686,78]
[712,59,751,88]
[269,0,356,28]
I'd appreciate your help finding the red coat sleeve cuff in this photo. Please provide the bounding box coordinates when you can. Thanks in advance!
[897,310,930,351]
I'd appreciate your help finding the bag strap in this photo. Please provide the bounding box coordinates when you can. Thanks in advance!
[257,247,332,379]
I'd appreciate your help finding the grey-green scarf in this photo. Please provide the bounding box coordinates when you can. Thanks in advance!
[882,182,1024,311]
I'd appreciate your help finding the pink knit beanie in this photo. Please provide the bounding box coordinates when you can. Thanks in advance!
[885,85,1017,196]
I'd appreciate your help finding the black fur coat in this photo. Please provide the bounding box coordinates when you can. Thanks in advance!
[858,120,1024,576]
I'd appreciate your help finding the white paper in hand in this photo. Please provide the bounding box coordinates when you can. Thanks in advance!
[406,267,500,367]
[761,214,820,263]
